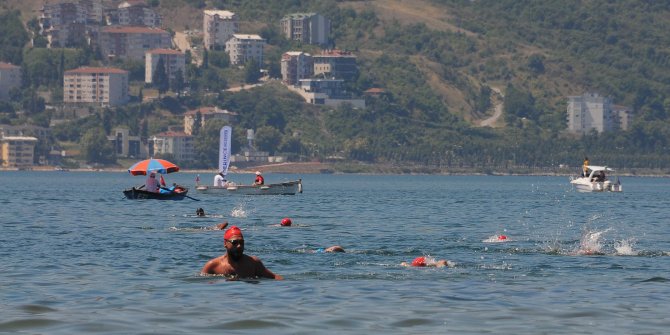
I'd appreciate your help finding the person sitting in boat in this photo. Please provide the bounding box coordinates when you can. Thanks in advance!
[582,156,589,177]
[159,183,178,194]
[253,171,264,186]
[595,171,606,182]
[214,171,227,187]
[145,172,159,193]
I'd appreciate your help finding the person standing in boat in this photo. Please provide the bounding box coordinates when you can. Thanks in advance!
[582,157,589,177]
[214,171,226,187]
[145,172,159,193]
[253,171,264,186]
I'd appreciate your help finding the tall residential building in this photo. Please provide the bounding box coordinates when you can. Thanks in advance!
[64,67,129,106]
[281,51,313,86]
[567,93,631,134]
[106,0,162,27]
[0,62,21,101]
[145,49,186,84]
[203,10,238,50]
[225,34,265,66]
[612,105,634,131]
[107,127,146,158]
[280,13,330,46]
[39,0,102,48]
[151,131,194,162]
[313,49,358,81]
[99,26,172,61]
[183,106,238,135]
[0,136,38,168]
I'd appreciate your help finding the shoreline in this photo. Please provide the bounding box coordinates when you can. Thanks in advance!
[4,161,669,177]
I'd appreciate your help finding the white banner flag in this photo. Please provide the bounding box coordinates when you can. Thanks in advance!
[219,126,232,175]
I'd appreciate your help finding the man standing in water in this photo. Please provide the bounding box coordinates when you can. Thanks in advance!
[200,226,283,280]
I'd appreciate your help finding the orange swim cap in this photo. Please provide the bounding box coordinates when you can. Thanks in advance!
[411,256,427,267]
[224,226,243,239]
[281,218,292,226]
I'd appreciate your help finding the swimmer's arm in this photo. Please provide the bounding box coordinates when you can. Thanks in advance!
[200,259,218,275]
[253,258,283,280]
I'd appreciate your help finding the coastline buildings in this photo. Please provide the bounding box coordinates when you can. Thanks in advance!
[313,50,358,81]
[38,0,103,48]
[183,107,238,135]
[107,127,145,158]
[225,34,265,66]
[151,131,195,162]
[280,13,330,46]
[99,26,172,61]
[145,49,186,84]
[203,10,238,50]
[106,0,162,27]
[0,62,21,101]
[0,136,38,168]
[566,93,633,134]
[63,67,129,106]
[281,51,313,86]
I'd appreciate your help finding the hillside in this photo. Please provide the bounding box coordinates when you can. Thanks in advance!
[2,0,670,173]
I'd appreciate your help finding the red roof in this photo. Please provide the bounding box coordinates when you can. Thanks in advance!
[102,26,168,34]
[0,62,19,69]
[148,49,184,55]
[65,67,128,74]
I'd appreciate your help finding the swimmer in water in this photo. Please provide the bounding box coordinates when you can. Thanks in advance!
[401,256,454,268]
[313,245,345,253]
[196,208,205,217]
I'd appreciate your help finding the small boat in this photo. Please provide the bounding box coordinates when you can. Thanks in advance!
[570,165,622,192]
[123,185,190,200]
[196,179,303,195]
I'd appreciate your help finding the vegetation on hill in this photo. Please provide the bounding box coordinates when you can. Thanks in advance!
[1,1,670,173]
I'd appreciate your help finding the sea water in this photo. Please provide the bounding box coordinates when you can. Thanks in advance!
[1,171,669,334]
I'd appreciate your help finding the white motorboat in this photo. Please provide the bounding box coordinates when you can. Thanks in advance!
[570,165,622,192]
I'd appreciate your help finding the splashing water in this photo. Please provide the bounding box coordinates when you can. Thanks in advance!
[576,228,611,255]
[615,239,638,256]
[230,204,247,218]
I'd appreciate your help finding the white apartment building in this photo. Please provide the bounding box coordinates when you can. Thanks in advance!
[151,131,194,162]
[225,34,265,66]
[567,93,629,134]
[183,106,238,135]
[203,10,238,50]
[281,51,313,86]
[0,62,21,101]
[280,13,330,46]
[0,136,38,168]
[64,67,129,106]
[114,0,162,27]
[145,49,186,84]
[99,26,172,61]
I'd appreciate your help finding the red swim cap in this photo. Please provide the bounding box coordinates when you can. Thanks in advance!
[411,256,427,267]
[498,235,507,240]
[224,226,243,240]
[281,218,292,226]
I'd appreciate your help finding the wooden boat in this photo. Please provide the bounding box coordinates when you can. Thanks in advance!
[195,179,302,195]
[123,185,190,200]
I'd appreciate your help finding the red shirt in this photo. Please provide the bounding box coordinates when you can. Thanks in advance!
[255,175,264,185]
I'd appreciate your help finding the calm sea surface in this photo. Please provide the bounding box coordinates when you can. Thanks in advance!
[1,171,669,334]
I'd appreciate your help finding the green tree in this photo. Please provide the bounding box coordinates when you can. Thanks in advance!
[254,125,282,154]
[152,58,169,94]
[244,58,261,84]
[0,11,29,64]
[80,127,116,164]
[171,69,185,94]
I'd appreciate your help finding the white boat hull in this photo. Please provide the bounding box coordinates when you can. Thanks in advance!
[570,177,622,192]
[196,179,302,195]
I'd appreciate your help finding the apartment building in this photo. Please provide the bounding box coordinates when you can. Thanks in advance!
[280,13,330,46]
[145,49,186,84]
[106,0,162,27]
[0,62,21,101]
[151,131,195,162]
[0,136,38,168]
[107,127,146,158]
[567,93,632,134]
[39,0,102,48]
[99,26,172,61]
[203,10,238,50]
[281,51,313,86]
[225,34,265,66]
[183,106,238,135]
[313,49,358,81]
[63,67,129,106]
